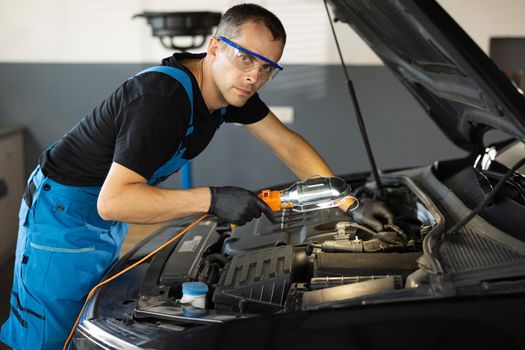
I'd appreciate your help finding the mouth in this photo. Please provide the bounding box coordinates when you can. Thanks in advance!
[234,87,253,96]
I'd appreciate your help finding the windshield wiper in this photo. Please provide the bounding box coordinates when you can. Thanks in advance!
[475,168,525,204]
[443,157,525,241]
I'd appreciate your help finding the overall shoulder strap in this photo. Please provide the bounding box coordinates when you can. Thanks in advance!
[135,66,194,136]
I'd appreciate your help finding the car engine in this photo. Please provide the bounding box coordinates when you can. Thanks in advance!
[132,176,439,325]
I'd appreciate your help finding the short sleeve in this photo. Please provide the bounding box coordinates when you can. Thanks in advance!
[223,92,270,124]
[113,94,189,180]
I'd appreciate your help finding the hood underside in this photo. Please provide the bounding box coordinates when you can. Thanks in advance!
[328,0,525,152]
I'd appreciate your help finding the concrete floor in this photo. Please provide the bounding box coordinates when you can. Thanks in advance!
[0,223,164,349]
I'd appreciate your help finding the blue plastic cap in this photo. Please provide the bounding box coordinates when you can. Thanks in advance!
[182,282,208,296]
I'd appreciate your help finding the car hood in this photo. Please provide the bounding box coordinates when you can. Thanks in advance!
[328,0,525,152]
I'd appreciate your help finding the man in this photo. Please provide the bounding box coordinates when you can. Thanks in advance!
[1,4,392,349]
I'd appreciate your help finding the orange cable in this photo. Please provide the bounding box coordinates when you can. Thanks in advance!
[63,214,208,350]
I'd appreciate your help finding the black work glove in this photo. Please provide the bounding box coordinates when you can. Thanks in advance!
[348,198,394,232]
[208,186,275,226]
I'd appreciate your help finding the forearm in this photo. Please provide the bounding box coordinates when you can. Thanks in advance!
[98,184,211,224]
[278,133,358,211]
[279,131,334,179]
[248,114,353,211]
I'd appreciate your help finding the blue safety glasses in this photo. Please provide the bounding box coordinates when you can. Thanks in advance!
[218,36,283,80]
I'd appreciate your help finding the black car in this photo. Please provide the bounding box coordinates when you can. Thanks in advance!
[71,1,525,349]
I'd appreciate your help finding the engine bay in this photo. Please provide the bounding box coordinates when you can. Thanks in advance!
[133,176,439,325]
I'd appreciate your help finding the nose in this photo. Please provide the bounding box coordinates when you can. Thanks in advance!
[244,66,260,84]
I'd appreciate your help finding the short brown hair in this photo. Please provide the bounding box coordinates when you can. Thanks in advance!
[215,4,286,45]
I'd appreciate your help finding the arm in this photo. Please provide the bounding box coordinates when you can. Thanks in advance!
[245,111,334,179]
[97,162,211,224]
[246,111,358,212]
[100,93,214,224]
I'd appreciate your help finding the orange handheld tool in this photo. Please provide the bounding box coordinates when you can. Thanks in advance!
[258,189,294,211]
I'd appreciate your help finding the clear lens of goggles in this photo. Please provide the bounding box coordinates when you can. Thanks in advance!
[225,45,280,80]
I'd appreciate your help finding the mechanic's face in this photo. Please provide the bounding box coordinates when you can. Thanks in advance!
[209,21,284,107]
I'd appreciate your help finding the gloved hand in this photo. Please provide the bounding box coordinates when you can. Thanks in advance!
[208,186,276,226]
[348,198,394,232]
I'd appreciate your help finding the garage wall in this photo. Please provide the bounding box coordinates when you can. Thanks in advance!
[2,0,524,65]
[0,63,458,189]
[0,0,376,64]
[1,0,524,190]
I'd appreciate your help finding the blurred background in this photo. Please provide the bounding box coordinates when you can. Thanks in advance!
[0,2,524,337]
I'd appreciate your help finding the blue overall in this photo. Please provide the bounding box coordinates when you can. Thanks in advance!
[1,66,196,349]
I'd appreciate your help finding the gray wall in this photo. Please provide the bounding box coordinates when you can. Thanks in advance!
[0,63,466,190]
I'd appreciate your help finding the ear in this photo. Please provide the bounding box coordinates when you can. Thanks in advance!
[207,37,220,60]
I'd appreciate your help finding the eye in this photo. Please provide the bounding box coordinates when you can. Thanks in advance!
[260,64,273,72]
[238,54,253,63]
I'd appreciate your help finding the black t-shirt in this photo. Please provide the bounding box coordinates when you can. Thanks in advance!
[40,52,270,186]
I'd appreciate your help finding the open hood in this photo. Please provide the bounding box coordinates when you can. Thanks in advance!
[328,0,525,152]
